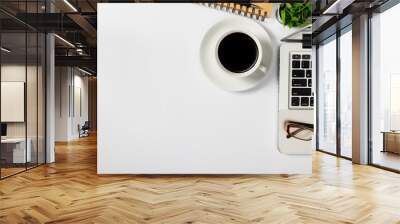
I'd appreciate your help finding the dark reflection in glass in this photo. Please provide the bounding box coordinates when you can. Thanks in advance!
[0,1,46,179]
[0,31,28,178]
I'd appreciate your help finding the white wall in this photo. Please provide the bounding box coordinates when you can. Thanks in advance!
[1,66,26,134]
[71,73,89,138]
[1,65,40,138]
[55,67,89,141]
[1,64,46,163]
[1,82,25,122]
[55,67,69,141]
[97,4,311,174]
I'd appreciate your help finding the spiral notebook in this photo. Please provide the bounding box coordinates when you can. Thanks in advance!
[199,3,273,22]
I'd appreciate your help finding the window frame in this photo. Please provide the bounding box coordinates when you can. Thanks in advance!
[315,24,353,161]
[0,1,48,180]
[367,0,400,173]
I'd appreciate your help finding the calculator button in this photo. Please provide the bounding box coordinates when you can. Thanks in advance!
[292,54,301,59]
[306,70,312,78]
[292,60,301,68]
[292,70,305,78]
[291,97,300,106]
[302,61,310,68]
[301,97,309,106]
[292,79,307,87]
[292,88,312,96]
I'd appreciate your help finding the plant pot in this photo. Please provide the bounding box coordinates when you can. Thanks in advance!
[275,3,312,28]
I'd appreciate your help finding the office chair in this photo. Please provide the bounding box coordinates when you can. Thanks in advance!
[79,121,90,138]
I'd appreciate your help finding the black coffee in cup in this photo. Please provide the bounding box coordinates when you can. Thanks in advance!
[217,32,259,74]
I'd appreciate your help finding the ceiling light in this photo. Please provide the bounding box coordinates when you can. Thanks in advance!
[1,47,11,53]
[76,48,85,55]
[63,0,78,12]
[54,34,75,48]
[78,67,93,76]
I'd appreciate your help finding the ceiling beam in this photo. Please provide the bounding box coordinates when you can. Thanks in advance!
[67,13,97,39]
[55,55,96,69]
[11,13,84,32]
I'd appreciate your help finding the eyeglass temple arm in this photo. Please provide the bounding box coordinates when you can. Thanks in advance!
[284,120,314,129]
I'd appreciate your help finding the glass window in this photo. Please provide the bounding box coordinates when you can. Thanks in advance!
[27,31,39,169]
[38,32,46,165]
[0,1,46,179]
[371,3,400,171]
[340,29,352,158]
[0,31,28,178]
[317,37,337,154]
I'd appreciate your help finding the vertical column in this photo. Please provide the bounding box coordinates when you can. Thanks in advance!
[46,1,56,163]
[55,67,72,141]
[336,30,341,156]
[46,34,55,163]
[352,14,369,164]
[313,45,318,150]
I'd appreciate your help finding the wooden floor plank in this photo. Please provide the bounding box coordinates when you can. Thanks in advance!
[1,134,400,223]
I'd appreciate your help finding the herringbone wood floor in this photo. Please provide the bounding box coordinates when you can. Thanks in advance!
[1,135,400,224]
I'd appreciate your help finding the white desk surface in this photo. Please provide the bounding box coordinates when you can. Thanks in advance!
[1,138,28,144]
[98,4,312,174]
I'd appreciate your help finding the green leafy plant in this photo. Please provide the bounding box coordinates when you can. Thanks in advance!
[279,2,312,28]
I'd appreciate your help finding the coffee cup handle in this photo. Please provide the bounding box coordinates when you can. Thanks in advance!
[258,65,267,73]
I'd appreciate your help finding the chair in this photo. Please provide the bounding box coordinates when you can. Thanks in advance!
[79,121,90,138]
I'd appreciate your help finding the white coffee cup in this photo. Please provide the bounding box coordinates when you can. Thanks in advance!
[215,30,267,78]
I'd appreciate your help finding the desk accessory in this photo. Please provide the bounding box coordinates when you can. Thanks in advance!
[200,3,272,22]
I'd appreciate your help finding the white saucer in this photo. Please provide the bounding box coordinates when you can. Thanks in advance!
[199,17,274,92]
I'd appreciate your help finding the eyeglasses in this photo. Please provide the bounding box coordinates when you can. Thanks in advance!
[284,121,314,141]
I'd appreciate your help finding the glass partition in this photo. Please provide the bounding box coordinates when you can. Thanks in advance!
[317,37,337,154]
[339,29,352,158]
[0,31,28,177]
[38,32,45,165]
[27,31,38,169]
[370,3,400,171]
[0,1,46,179]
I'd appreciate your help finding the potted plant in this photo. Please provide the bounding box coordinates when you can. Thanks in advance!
[277,2,312,28]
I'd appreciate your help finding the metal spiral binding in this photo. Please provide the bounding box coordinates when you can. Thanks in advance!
[200,3,269,22]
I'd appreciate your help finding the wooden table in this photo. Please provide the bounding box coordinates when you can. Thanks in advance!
[381,131,400,154]
[0,138,32,165]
